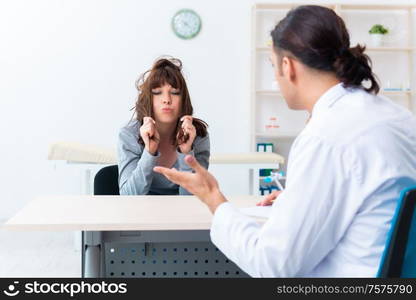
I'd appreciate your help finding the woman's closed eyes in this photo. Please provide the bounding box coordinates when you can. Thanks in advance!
[151,89,180,95]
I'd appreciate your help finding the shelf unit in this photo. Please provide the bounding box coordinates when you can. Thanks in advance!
[257,46,416,52]
[250,3,416,151]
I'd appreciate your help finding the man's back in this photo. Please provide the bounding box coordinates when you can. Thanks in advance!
[304,85,416,276]
[209,84,416,277]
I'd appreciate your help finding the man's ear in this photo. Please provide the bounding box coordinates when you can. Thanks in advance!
[280,56,289,77]
[286,57,297,83]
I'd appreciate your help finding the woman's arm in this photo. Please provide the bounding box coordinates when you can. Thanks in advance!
[117,126,159,195]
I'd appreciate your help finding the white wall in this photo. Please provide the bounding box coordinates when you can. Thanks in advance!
[1,0,414,220]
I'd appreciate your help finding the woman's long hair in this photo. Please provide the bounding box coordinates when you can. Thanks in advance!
[133,57,208,146]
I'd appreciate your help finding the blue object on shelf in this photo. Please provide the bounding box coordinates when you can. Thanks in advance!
[259,185,268,196]
[260,169,273,177]
[257,143,274,153]
[264,177,273,183]
[264,171,285,191]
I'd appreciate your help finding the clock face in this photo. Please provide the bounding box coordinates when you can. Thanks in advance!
[172,9,201,39]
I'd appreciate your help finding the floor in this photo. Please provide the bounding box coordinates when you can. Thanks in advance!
[0,225,81,277]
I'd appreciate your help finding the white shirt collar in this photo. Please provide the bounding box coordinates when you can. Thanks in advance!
[311,83,349,117]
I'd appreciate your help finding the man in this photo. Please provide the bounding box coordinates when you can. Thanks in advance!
[154,6,416,277]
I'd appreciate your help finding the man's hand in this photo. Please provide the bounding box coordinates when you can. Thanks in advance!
[256,190,282,206]
[154,155,227,213]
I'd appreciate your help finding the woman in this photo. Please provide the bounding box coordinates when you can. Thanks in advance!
[118,57,210,195]
[155,6,416,277]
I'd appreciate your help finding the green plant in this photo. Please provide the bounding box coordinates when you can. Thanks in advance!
[369,24,389,34]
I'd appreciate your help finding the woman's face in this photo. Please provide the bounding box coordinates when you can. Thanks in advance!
[151,84,181,124]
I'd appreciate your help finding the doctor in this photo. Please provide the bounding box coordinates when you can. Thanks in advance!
[154,5,416,277]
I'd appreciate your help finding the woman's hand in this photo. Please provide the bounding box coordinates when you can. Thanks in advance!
[177,115,196,154]
[256,190,282,206]
[154,155,227,214]
[140,117,160,155]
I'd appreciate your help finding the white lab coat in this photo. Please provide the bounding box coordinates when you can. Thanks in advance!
[210,83,416,277]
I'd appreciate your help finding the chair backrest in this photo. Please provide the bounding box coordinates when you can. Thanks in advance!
[94,165,120,195]
[378,186,416,278]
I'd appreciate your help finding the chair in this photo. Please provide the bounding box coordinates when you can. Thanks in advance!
[378,186,416,278]
[93,165,119,195]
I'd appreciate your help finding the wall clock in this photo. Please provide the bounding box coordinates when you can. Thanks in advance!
[172,9,202,40]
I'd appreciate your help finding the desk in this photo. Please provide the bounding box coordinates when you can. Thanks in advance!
[3,195,263,278]
[48,142,284,195]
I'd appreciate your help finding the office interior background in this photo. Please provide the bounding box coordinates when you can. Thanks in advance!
[1,0,415,276]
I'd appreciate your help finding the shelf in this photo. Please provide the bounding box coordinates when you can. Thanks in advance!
[257,46,416,52]
[252,3,415,151]
[254,3,337,11]
[256,90,412,96]
[256,132,299,139]
[254,4,294,10]
[256,47,271,52]
[367,47,415,52]
[381,90,412,95]
[339,5,414,11]
[254,3,416,11]
[256,90,282,96]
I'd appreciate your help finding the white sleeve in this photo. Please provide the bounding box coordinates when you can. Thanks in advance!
[210,134,359,277]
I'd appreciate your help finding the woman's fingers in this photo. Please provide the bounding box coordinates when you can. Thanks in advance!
[142,118,156,137]
[180,116,194,131]
[140,117,160,147]
[148,124,155,137]
[181,116,194,130]
[180,115,193,123]
[152,127,160,141]
[141,118,155,132]
[142,130,150,145]
[182,119,195,138]
[182,127,194,137]
[182,122,192,131]
[143,117,155,125]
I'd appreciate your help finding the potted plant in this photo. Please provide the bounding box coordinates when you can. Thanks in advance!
[368,24,388,47]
